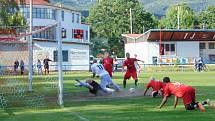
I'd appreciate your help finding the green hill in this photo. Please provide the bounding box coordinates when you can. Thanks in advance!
[50,0,215,18]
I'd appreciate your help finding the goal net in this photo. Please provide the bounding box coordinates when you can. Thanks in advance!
[0,23,62,109]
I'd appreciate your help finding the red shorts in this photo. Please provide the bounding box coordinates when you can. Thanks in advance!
[124,71,137,80]
[182,87,196,105]
[106,69,112,77]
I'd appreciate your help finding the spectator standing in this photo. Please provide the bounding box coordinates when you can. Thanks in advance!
[37,59,42,74]
[43,57,52,75]
[20,60,25,75]
[14,60,19,74]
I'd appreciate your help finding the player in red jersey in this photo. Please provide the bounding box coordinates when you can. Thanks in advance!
[144,77,165,97]
[158,77,214,112]
[102,52,114,77]
[122,53,144,88]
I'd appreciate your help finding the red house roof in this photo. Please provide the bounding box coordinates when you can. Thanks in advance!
[122,29,215,43]
[16,0,50,6]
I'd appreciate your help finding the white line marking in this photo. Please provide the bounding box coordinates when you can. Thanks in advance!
[71,112,90,121]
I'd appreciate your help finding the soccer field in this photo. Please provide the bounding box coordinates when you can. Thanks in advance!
[0,71,215,121]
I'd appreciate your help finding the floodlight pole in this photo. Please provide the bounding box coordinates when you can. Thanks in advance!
[57,22,64,106]
[28,0,33,92]
[177,2,180,30]
[130,8,133,34]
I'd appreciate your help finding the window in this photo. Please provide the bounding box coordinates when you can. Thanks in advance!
[62,51,68,62]
[72,13,75,23]
[33,26,56,40]
[209,55,215,62]
[36,8,41,18]
[72,29,84,39]
[53,51,58,62]
[160,44,175,55]
[61,11,64,21]
[200,43,206,49]
[33,8,37,18]
[209,43,215,49]
[85,30,88,40]
[61,28,67,38]
[76,14,79,23]
[20,7,56,20]
[165,44,169,51]
[171,44,175,51]
[41,8,45,19]
[53,50,69,62]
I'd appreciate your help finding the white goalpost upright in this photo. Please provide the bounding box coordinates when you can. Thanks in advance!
[26,0,63,106]
[56,22,64,106]
[28,0,33,92]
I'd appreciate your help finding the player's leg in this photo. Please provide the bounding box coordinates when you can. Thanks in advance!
[131,71,138,87]
[184,89,206,112]
[201,99,215,109]
[100,75,113,93]
[105,74,121,91]
[47,66,49,74]
[123,71,131,88]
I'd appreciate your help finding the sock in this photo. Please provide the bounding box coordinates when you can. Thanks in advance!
[135,80,138,87]
[202,101,207,105]
[123,80,126,88]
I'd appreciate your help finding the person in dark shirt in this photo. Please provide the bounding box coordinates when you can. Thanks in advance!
[75,79,110,96]
[43,57,52,75]
[14,60,19,74]
[20,60,25,75]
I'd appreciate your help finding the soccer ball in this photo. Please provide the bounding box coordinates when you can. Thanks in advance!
[129,88,135,94]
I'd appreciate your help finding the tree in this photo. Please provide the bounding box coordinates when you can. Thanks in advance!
[0,0,26,26]
[160,4,196,29]
[88,0,158,57]
[199,6,215,29]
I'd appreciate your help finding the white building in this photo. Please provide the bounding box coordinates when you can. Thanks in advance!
[122,29,215,64]
[14,0,90,71]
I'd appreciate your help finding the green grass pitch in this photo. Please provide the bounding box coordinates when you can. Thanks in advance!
[0,71,215,121]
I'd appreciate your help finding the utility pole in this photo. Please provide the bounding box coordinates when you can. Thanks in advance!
[130,8,133,34]
[28,0,33,92]
[177,2,180,30]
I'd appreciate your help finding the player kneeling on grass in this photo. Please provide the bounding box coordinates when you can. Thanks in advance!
[158,77,214,112]
[122,53,144,88]
[91,59,121,93]
[143,77,165,97]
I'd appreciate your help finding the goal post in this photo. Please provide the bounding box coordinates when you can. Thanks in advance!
[0,22,64,106]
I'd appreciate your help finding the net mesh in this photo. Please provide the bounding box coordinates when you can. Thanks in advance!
[0,24,59,109]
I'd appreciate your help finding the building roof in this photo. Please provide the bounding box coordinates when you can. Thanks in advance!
[15,0,81,12]
[122,29,215,43]
[122,34,143,39]
[15,0,50,6]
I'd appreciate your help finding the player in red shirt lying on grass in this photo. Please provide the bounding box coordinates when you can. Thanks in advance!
[158,77,214,112]
[144,77,165,97]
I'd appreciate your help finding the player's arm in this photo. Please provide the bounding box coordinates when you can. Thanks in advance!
[85,83,94,90]
[135,58,144,63]
[143,88,149,96]
[75,79,93,90]
[173,96,178,109]
[91,66,96,78]
[158,96,168,109]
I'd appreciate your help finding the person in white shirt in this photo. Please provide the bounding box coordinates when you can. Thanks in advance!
[37,59,42,74]
[91,59,121,93]
[134,54,141,77]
